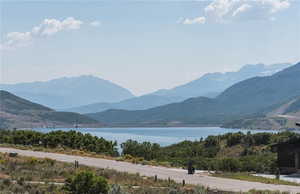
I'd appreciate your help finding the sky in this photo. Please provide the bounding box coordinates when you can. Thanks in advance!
[1,0,300,96]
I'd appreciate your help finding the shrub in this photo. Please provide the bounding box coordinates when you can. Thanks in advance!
[44,157,56,166]
[64,170,109,194]
[2,179,11,186]
[108,184,128,194]
[121,140,161,161]
[226,132,244,147]
[17,177,25,186]
[217,158,241,172]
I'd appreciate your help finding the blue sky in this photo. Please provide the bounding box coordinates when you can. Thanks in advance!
[1,0,300,95]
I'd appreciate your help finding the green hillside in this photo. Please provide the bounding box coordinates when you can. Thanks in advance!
[88,97,241,126]
[0,90,52,114]
[217,63,300,114]
[0,90,100,128]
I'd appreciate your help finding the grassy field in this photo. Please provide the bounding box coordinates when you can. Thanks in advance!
[213,172,300,186]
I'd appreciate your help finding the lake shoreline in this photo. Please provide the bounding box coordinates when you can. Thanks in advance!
[30,127,282,147]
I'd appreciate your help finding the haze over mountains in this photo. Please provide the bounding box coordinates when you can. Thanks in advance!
[150,63,291,99]
[68,63,291,114]
[0,75,134,109]
[1,62,299,130]
[88,62,300,127]
[66,95,184,114]
[0,90,101,129]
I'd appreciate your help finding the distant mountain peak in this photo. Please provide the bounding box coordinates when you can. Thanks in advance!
[0,75,135,109]
[150,62,292,100]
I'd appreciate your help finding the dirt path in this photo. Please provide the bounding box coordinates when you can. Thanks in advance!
[0,147,299,193]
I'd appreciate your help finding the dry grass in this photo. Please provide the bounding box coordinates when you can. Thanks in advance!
[213,172,300,186]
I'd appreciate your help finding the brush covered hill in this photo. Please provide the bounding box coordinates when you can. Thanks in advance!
[0,90,101,128]
[88,62,300,127]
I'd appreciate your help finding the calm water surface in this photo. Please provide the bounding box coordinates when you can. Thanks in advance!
[34,127,278,146]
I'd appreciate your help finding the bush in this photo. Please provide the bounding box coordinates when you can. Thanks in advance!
[121,140,161,160]
[2,179,11,186]
[108,184,128,194]
[226,132,244,147]
[64,170,109,194]
[217,158,241,172]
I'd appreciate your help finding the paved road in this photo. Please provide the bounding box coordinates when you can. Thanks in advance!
[1,147,299,193]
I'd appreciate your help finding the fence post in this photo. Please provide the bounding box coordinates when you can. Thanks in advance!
[75,160,79,168]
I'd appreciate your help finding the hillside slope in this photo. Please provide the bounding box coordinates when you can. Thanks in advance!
[0,90,100,128]
[87,97,240,126]
[222,97,300,130]
[217,63,300,114]
[88,62,300,127]
[0,75,134,109]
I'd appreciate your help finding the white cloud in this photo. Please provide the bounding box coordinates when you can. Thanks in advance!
[90,21,101,27]
[232,4,252,17]
[1,32,33,51]
[1,17,83,51]
[34,17,83,36]
[265,0,291,13]
[182,17,206,25]
[181,0,291,24]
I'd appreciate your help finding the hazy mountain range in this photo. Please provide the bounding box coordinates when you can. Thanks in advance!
[66,95,184,114]
[1,62,299,130]
[67,63,291,114]
[0,90,101,129]
[88,62,300,128]
[0,75,134,109]
[150,63,292,99]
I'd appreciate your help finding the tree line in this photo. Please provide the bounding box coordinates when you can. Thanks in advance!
[0,130,118,156]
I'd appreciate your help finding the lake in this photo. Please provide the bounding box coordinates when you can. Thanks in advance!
[34,127,279,147]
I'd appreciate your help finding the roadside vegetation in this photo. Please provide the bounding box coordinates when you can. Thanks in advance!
[0,130,118,156]
[1,130,300,173]
[121,131,300,173]
[0,153,297,194]
[1,129,300,188]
